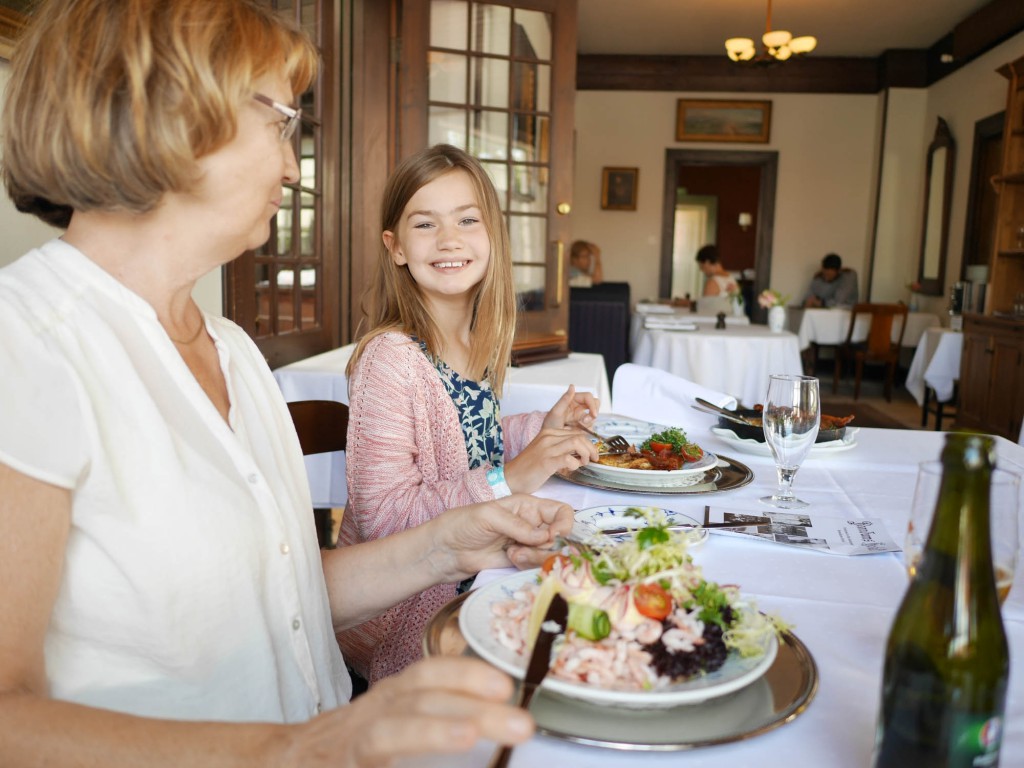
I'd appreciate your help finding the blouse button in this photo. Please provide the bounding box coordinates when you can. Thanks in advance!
[247,473,259,484]
[292,618,301,631]
[280,542,290,555]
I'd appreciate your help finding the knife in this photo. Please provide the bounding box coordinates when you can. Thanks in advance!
[487,593,569,768]
[593,521,759,536]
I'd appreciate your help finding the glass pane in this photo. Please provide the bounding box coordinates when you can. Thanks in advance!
[510,165,547,213]
[513,9,551,60]
[470,56,508,108]
[468,110,508,159]
[431,0,468,50]
[300,0,317,37]
[429,106,467,148]
[429,52,468,104]
[514,264,546,311]
[481,161,509,209]
[511,113,537,159]
[300,192,316,256]
[512,61,549,112]
[276,203,293,254]
[472,4,510,55]
[508,213,545,264]
[300,268,317,327]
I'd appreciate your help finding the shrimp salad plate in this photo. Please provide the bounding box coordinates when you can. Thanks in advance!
[460,509,782,709]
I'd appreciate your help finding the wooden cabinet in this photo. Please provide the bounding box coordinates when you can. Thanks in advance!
[989,55,1024,315]
[957,314,1024,439]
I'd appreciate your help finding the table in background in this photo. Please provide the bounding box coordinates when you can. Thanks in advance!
[631,324,803,407]
[630,304,750,352]
[273,344,611,508]
[789,307,940,351]
[419,422,1024,768]
[904,326,963,406]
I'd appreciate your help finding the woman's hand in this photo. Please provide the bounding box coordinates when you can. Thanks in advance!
[541,385,599,430]
[426,494,573,580]
[281,657,533,767]
[502,428,598,495]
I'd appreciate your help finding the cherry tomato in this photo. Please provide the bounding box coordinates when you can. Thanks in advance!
[681,444,704,462]
[648,440,673,454]
[541,553,571,574]
[634,583,673,620]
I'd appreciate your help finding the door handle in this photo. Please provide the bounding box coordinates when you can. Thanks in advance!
[555,240,564,307]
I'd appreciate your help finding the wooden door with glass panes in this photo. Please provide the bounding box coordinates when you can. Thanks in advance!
[224,0,341,369]
[399,0,578,362]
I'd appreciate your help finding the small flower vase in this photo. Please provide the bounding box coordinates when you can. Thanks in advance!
[909,294,919,312]
[768,305,786,333]
[732,296,745,317]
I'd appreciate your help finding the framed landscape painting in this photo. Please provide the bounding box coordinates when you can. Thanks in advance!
[676,99,772,144]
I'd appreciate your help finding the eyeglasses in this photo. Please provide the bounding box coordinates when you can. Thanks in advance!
[252,93,302,141]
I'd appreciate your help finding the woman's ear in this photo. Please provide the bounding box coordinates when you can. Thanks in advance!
[383,231,406,266]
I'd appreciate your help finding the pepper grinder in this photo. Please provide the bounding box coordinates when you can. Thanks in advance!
[715,312,727,330]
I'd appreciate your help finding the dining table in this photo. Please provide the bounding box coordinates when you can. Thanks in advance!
[630,304,751,353]
[631,323,803,408]
[409,410,1024,768]
[904,326,964,406]
[788,307,941,352]
[273,344,612,508]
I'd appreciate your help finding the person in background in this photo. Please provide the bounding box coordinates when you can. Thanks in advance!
[569,239,604,287]
[0,3,574,765]
[338,144,599,684]
[804,253,859,308]
[671,244,737,308]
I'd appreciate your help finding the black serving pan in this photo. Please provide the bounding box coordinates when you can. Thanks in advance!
[716,408,847,444]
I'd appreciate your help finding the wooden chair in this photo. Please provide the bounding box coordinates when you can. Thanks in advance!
[833,303,909,401]
[286,399,349,548]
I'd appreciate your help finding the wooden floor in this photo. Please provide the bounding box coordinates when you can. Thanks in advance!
[818,364,934,431]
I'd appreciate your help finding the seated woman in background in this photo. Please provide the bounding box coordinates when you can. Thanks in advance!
[339,144,599,684]
[568,239,603,287]
[671,244,738,309]
[0,3,574,765]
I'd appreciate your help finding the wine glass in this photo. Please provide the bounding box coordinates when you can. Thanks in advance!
[905,462,1020,605]
[760,374,821,509]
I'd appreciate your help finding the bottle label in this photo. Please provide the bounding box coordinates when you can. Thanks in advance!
[959,716,1001,766]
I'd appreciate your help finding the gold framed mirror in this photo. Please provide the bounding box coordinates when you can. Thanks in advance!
[917,117,956,296]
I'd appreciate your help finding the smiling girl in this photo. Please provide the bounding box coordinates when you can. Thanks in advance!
[338,144,599,683]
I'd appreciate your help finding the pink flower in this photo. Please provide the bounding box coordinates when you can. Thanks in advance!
[758,289,788,308]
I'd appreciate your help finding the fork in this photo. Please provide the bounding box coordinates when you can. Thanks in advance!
[574,423,631,454]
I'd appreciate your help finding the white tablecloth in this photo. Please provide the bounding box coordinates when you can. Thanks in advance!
[630,307,749,352]
[413,423,1024,768]
[631,324,804,408]
[789,307,940,352]
[904,327,964,406]
[272,344,611,507]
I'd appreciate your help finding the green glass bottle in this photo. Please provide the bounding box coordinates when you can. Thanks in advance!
[873,433,1009,767]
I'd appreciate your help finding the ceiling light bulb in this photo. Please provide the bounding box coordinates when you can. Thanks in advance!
[774,45,792,61]
[789,36,817,54]
[725,37,754,54]
[762,29,791,49]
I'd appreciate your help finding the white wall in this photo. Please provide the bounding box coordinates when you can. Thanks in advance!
[572,30,1024,315]
[0,60,223,314]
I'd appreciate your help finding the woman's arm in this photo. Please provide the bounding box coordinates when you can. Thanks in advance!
[323,494,572,630]
[0,463,538,767]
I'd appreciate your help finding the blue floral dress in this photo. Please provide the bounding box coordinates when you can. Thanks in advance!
[419,341,504,469]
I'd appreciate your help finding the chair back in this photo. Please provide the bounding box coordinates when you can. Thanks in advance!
[843,303,908,359]
[611,363,738,429]
[287,400,349,455]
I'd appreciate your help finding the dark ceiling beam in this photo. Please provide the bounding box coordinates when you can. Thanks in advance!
[578,0,1024,95]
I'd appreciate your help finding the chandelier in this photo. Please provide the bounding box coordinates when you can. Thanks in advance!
[725,0,817,63]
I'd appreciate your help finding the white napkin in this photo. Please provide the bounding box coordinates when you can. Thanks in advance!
[635,302,675,314]
[611,363,738,428]
[643,316,698,331]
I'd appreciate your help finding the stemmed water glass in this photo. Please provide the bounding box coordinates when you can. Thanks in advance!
[760,374,821,509]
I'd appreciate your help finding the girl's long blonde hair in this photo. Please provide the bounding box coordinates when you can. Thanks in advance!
[349,144,516,392]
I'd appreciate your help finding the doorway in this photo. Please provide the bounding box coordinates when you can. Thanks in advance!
[659,149,778,321]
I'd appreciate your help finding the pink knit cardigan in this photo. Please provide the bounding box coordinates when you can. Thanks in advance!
[337,332,544,682]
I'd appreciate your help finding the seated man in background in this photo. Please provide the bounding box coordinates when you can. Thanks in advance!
[569,239,604,287]
[804,253,858,308]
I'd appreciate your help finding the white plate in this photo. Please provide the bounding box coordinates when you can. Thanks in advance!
[460,569,778,709]
[709,426,859,457]
[573,505,709,547]
[582,448,717,488]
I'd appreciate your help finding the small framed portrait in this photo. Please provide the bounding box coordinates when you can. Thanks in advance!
[601,167,639,211]
[0,0,30,61]
[676,99,772,144]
